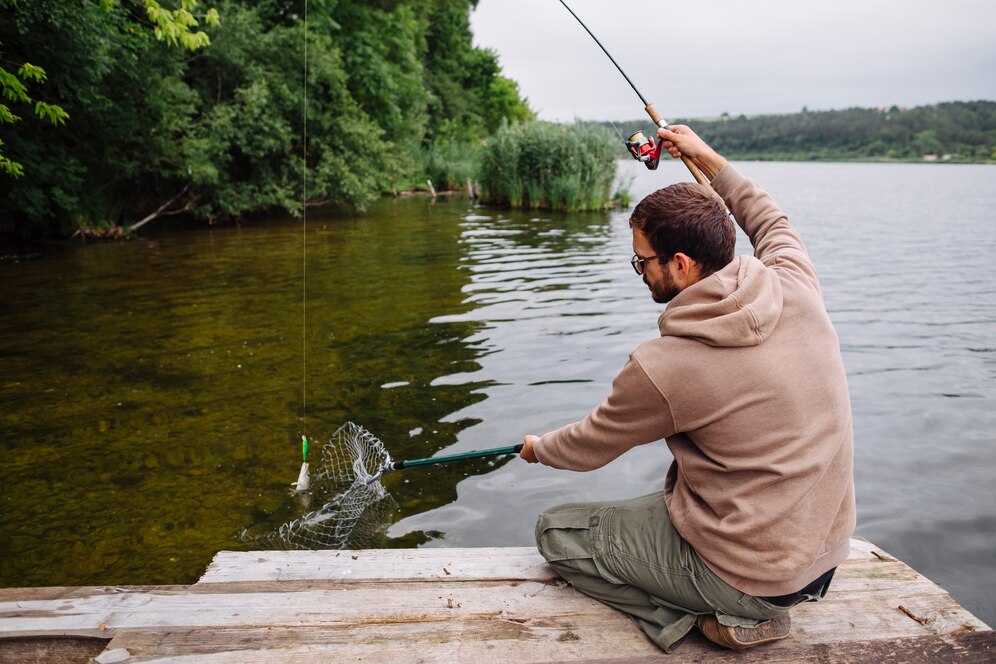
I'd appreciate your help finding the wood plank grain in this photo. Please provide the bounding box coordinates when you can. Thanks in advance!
[198,547,555,584]
[581,631,996,663]
[0,580,605,638]
[103,613,661,663]
[2,567,987,643]
[195,539,894,584]
[102,621,996,663]
[0,636,110,664]
[1,537,990,662]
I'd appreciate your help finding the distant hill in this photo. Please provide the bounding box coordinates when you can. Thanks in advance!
[599,101,996,163]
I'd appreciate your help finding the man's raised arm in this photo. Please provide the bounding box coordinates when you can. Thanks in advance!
[657,126,819,290]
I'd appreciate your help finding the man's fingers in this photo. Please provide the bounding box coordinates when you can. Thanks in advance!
[521,435,540,463]
[658,127,678,142]
[656,132,682,159]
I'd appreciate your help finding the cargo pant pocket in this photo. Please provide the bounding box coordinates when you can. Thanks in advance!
[535,506,600,562]
[535,505,625,580]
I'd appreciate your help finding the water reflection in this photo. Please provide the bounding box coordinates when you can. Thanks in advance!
[0,196,517,583]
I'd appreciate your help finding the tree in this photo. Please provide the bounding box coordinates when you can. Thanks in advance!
[0,0,217,179]
[1,0,535,238]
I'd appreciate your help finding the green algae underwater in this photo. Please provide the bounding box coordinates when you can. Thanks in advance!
[0,193,613,587]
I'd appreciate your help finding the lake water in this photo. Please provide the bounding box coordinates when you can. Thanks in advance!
[1,160,994,626]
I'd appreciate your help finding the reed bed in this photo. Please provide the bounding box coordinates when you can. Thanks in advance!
[478,121,618,211]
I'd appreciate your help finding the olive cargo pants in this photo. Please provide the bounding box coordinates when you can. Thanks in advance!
[535,492,790,652]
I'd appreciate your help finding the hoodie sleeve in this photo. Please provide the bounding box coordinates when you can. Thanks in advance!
[533,353,676,471]
[711,164,820,292]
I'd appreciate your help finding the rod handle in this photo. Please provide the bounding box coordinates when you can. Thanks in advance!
[393,444,525,470]
[644,102,664,126]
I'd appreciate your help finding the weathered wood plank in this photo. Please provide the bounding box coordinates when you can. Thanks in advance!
[0,636,110,664]
[198,547,556,584]
[102,622,996,663]
[0,580,601,638]
[0,538,990,662]
[588,631,996,663]
[1,568,987,643]
[195,538,894,584]
[104,613,661,663]
[589,631,996,663]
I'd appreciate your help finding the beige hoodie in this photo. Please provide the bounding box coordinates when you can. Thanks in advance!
[534,164,855,597]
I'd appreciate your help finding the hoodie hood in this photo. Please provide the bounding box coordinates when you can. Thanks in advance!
[658,256,783,347]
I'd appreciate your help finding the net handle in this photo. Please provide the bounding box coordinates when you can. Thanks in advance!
[391,444,524,471]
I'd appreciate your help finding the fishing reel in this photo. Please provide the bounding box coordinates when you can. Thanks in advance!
[625,130,664,170]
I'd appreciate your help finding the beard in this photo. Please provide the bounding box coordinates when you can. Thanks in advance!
[645,268,680,304]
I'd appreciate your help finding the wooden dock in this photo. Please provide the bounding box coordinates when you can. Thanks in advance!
[0,538,991,662]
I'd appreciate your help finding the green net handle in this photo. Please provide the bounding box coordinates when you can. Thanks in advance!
[392,444,524,470]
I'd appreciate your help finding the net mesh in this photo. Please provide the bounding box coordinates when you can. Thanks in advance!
[241,422,396,550]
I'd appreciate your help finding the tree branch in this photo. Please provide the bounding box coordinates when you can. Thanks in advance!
[128,183,192,232]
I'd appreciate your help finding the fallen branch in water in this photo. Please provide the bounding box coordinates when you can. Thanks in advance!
[70,225,128,240]
[128,184,196,233]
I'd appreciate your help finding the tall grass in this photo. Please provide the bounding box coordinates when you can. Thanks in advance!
[478,121,618,211]
[422,140,481,192]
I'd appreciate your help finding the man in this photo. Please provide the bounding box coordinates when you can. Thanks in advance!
[520,125,855,652]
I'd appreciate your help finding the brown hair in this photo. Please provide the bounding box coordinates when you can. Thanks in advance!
[628,183,735,277]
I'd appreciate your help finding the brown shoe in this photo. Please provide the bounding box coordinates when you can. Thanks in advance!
[697,612,791,649]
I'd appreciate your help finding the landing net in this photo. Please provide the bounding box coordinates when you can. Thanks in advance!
[241,422,395,550]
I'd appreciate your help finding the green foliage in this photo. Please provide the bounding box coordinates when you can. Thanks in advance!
[605,102,996,163]
[33,100,69,125]
[0,0,534,237]
[183,4,386,218]
[421,0,534,142]
[484,75,533,132]
[479,121,618,211]
[0,58,68,178]
[113,0,220,50]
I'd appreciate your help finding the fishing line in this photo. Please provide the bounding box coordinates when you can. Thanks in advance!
[297,0,311,491]
[302,0,308,424]
[608,119,627,143]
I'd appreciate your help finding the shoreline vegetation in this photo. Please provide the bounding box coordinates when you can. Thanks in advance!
[478,121,624,212]
[600,101,996,165]
[1,4,993,241]
[1,0,535,241]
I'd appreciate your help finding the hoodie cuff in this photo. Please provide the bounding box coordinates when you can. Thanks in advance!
[532,428,562,468]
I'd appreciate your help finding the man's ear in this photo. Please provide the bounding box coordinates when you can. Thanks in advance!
[672,252,697,279]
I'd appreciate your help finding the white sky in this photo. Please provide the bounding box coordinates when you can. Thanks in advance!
[470,0,996,121]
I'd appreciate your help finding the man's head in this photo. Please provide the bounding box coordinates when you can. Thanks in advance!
[628,183,734,303]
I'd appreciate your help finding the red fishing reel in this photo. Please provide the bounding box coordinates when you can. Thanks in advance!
[625,130,664,170]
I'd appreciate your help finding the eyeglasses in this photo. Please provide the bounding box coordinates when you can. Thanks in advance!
[630,253,669,275]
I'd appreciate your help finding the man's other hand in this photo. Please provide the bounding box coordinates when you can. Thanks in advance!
[521,435,540,463]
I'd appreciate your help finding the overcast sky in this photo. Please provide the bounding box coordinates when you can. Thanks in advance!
[470,0,996,122]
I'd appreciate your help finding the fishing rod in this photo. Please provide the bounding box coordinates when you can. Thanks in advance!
[556,0,712,189]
